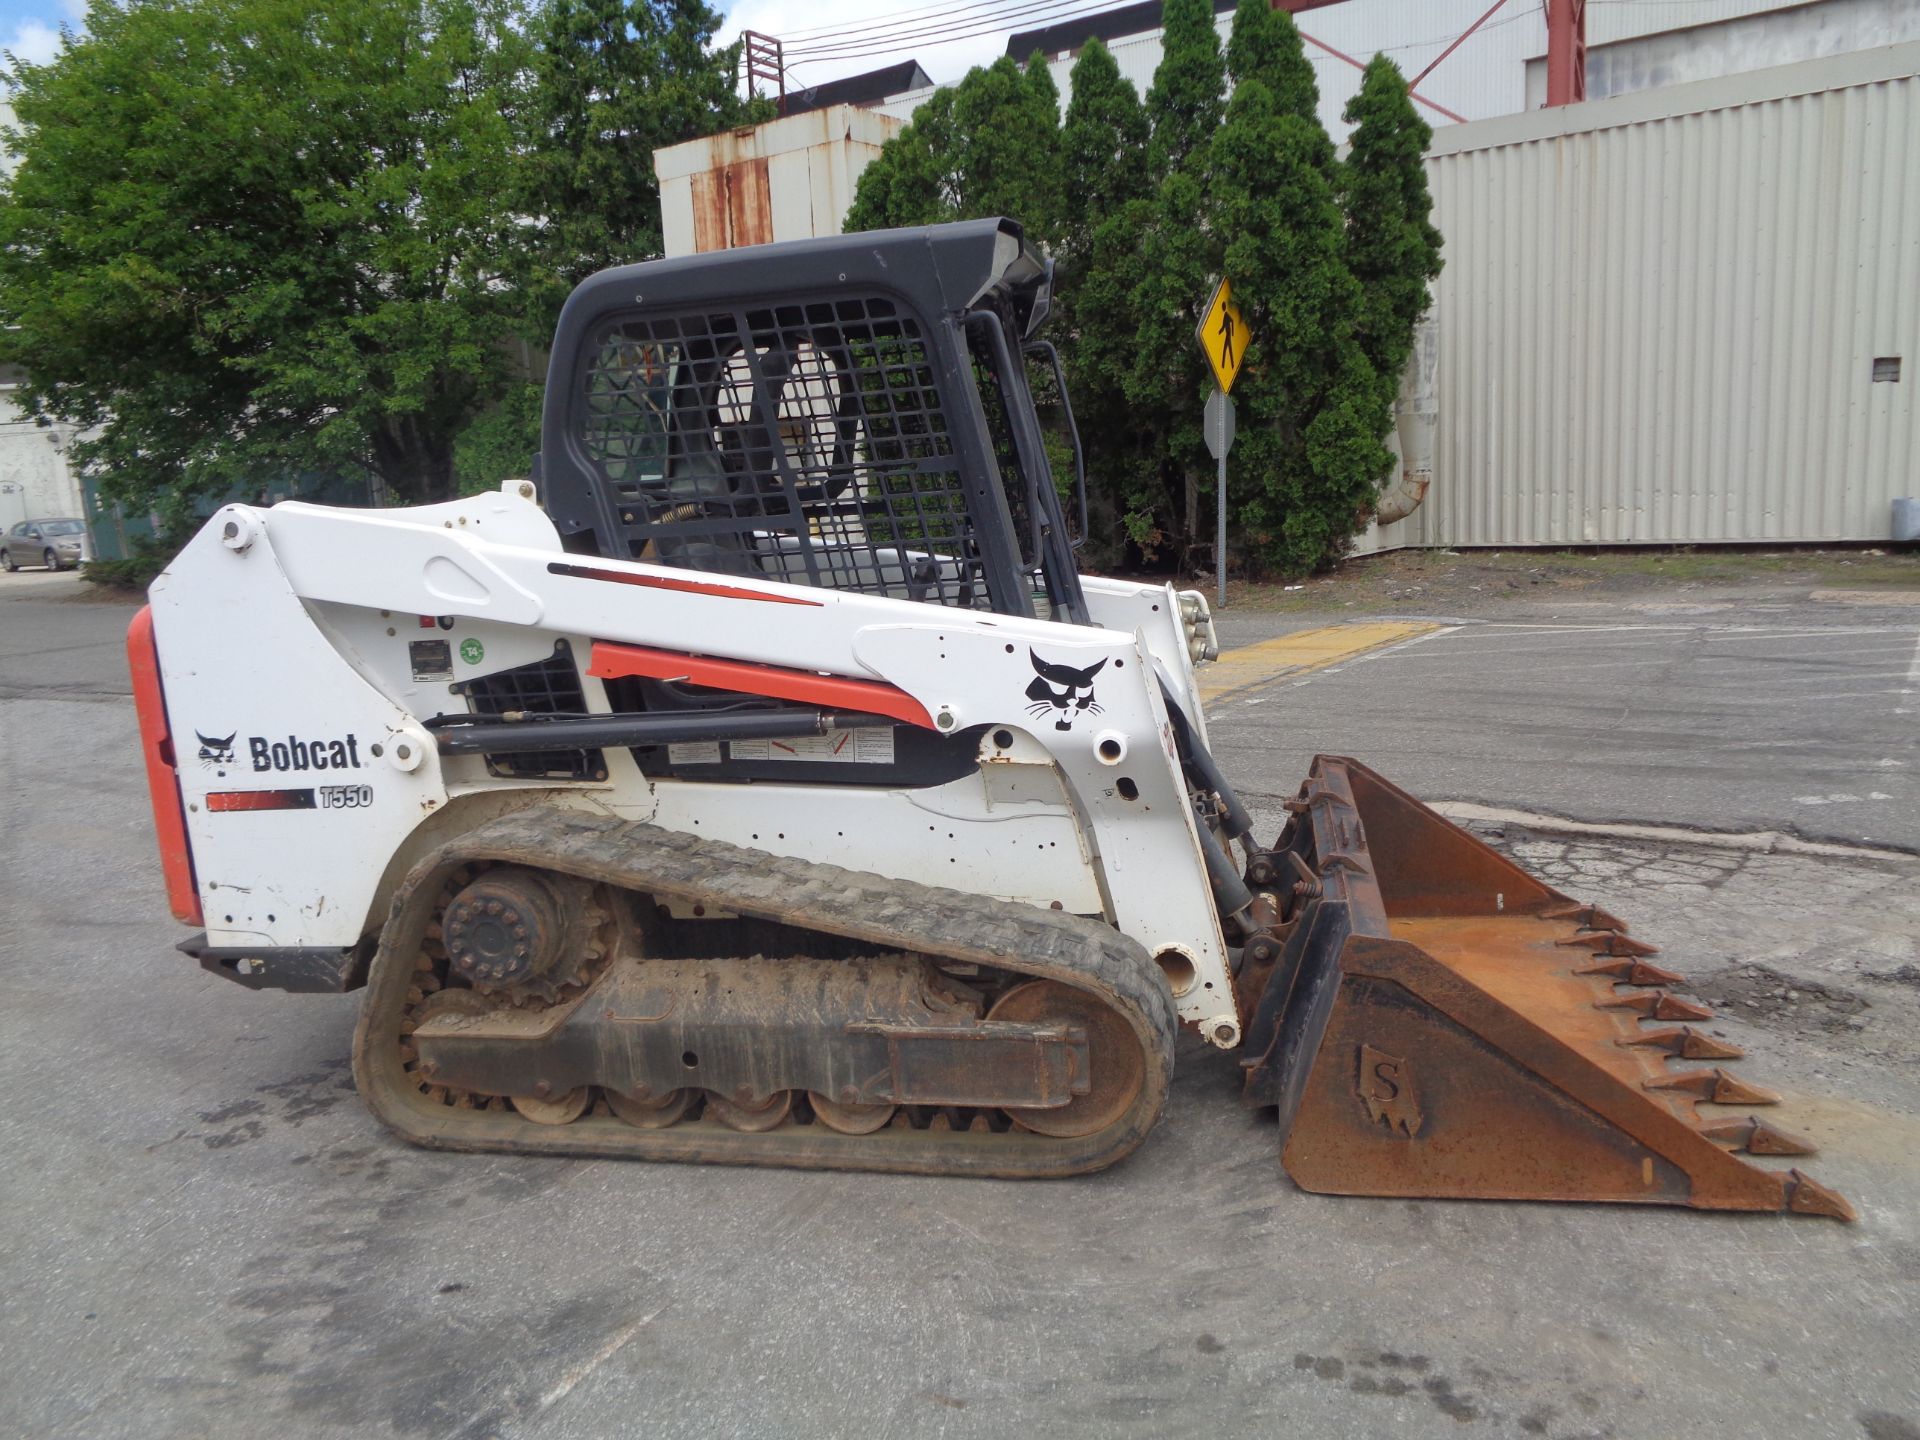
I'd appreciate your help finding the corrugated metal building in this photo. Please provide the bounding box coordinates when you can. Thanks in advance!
[1365,42,1919,549]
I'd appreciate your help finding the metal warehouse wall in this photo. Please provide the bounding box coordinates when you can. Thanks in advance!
[1369,42,1920,550]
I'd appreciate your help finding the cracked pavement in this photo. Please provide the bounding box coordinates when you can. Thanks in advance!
[1,573,1916,1440]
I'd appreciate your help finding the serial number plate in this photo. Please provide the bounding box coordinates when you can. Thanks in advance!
[318,784,374,809]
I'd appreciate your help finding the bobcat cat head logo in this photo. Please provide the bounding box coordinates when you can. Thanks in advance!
[1025,650,1107,731]
[196,731,237,767]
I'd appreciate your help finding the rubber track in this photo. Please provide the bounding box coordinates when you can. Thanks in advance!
[351,806,1179,1177]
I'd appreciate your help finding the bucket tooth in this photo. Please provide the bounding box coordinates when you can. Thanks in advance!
[1557,931,1661,957]
[1598,992,1715,1022]
[1576,958,1686,986]
[1786,1170,1856,1221]
[1242,757,1853,1219]
[1647,1069,1781,1105]
[1621,1026,1745,1060]
[1540,902,1627,932]
[1697,1116,1816,1156]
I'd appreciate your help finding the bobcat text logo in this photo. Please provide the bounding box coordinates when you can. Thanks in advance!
[1356,1043,1423,1137]
[250,733,364,773]
[195,731,236,767]
[1025,650,1107,732]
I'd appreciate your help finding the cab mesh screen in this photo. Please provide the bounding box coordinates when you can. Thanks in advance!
[576,294,992,609]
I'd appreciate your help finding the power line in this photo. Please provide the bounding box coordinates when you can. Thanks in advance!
[776,0,1055,43]
[784,0,1124,60]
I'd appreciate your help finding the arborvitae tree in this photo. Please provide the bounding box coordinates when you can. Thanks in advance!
[1120,0,1228,558]
[846,59,1060,242]
[960,56,1063,241]
[1056,40,1152,554]
[1227,0,1325,141]
[1341,55,1443,411]
[1126,161,1222,556]
[1058,38,1149,275]
[1211,77,1392,574]
[1145,0,1226,178]
[1017,53,1066,246]
[843,87,960,231]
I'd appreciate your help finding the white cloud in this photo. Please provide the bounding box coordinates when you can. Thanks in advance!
[5,1,86,70]
[4,18,67,67]
[716,0,1018,92]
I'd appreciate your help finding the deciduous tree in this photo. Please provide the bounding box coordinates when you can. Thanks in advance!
[519,0,766,336]
[0,0,534,517]
[0,0,758,521]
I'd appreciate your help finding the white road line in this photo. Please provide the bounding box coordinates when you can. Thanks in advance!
[1464,621,1918,638]
[1899,629,1920,716]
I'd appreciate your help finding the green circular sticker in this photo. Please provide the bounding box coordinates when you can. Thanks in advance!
[459,637,485,666]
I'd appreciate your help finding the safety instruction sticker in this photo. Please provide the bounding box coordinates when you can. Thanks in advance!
[727,728,896,764]
[666,741,723,765]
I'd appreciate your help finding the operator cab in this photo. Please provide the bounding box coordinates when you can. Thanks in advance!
[539,218,1087,624]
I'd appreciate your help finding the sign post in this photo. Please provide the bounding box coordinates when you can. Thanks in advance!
[1196,278,1248,608]
[1202,388,1235,609]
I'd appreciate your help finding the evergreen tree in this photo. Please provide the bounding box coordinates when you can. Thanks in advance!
[1211,77,1391,574]
[843,88,960,231]
[1145,0,1226,178]
[1227,0,1323,137]
[952,57,1062,240]
[845,58,1061,241]
[1058,38,1149,276]
[1017,53,1066,245]
[1341,55,1443,411]
[1112,0,1228,559]
[1056,40,1151,554]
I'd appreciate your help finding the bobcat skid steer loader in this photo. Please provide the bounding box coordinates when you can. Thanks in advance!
[128,219,1850,1218]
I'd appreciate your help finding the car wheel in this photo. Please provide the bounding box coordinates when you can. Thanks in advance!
[44,549,61,572]
[0,550,14,572]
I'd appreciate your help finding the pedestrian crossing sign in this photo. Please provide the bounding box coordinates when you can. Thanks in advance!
[1196,277,1248,394]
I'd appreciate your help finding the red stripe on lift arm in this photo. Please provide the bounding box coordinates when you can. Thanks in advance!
[587,642,936,731]
[127,606,203,926]
[550,561,825,606]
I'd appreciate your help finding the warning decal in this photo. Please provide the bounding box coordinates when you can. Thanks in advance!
[728,727,896,764]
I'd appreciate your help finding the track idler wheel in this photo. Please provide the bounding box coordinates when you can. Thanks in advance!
[608,1088,696,1129]
[809,1093,897,1135]
[989,980,1143,1138]
[510,1087,591,1125]
[705,1091,793,1132]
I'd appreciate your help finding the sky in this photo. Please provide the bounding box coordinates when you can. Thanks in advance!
[0,0,1034,84]
[0,0,81,67]
[714,0,1032,92]
[0,0,1036,82]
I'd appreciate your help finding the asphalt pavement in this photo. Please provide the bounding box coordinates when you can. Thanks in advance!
[1208,602,1920,852]
[2,568,1917,1440]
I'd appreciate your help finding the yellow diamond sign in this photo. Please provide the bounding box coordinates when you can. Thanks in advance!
[1196,277,1248,394]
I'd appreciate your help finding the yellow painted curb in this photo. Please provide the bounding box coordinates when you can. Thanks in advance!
[1200,620,1442,704]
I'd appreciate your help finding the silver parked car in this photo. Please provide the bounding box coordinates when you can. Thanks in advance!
[1,518,88,571]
